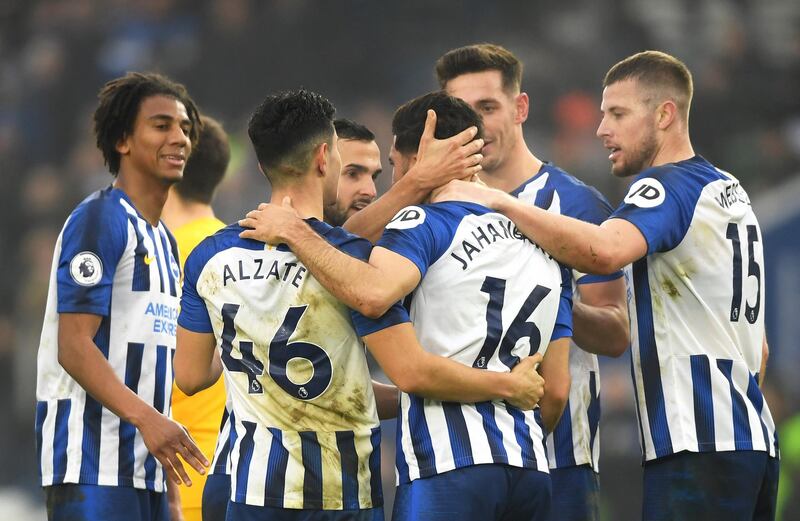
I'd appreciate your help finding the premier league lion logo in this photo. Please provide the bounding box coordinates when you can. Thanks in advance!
[70,252,103,286]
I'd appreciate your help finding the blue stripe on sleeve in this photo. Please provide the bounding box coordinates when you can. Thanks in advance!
[300,431,323,508]
[349,301,410,337]
[690,355,716,452]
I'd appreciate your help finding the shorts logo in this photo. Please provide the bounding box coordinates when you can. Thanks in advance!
[624,178,665,208]
[386,206,426,230]
[70,252,103,286]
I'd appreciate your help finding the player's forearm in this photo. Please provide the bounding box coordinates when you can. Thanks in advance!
[344,174,427,243]
[372,380,399,420]
[57,334,154,427]
[281,219,396,317]
[167,480,184,521]
[400,351,521,403]
[493,194,622,275]
[538,338,571,433]
[174,327,222,395]
[572,301,629,357]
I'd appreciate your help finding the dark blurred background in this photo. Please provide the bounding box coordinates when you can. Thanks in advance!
[1,0,799,519]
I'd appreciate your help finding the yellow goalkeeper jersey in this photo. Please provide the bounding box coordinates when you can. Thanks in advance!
[171,216,226,521]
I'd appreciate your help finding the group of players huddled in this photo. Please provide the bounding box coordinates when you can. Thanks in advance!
[34,43,778,521]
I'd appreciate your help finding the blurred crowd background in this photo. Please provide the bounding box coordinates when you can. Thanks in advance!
[1,0,799,519]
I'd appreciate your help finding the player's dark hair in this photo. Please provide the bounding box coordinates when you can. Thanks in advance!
[248,89,335,183]
[334,119,374,142]
[392,91,483,155]
[604,50,693,120]
[173,116,230,204]
[93,72,201,176]
[435,43,523,93]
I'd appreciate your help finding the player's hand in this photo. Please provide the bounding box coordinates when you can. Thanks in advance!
[136,408,209,486]
[239,196,302,245]
[431,178,507,208]
[406,109,484,193]
[506,352,546,410]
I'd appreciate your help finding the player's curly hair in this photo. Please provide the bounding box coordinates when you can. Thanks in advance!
[93,72,201,176]
[392,91,484,155]
[248,89,336,182]
[435,43,523,94]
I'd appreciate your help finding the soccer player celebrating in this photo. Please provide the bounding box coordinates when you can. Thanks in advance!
[323,119,383,227]
[161,115,230,521]
[434,50,779,521]
[35,72,208,521]
[239,91,573,521]
[175,90,547,520]
[434,43,629,521]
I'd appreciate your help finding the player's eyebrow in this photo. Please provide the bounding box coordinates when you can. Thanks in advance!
[344,163,369,172]
[148,114,192,126]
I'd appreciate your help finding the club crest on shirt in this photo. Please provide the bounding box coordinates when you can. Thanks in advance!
[70,251,103,286]
[386,206,426,230]
[624,178,666,208]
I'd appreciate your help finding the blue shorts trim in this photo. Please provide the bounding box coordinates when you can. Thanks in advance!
[548,464,599,521]
[44,483,168,521]
[392,463,551,521]
[642,451,779,521]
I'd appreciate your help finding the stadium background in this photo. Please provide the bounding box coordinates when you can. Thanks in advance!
[1,0,798,518]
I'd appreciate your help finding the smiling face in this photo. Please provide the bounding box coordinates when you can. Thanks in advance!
[116,95,192,184]
[444,70,523,173]
[324,138,381,226]
[596,78,660,178]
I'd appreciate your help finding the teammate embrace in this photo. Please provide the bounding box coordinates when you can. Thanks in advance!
[35,45,777,521]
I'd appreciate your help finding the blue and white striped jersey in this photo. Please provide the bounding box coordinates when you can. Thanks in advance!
[511,164,623,472]
[178,221,406,510]
[35,186,181,492]
[611,156,777,461]
[352,201,573,484]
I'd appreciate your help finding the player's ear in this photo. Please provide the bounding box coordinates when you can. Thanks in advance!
[515,92,530,124]
[315,142,329,178]
[115,134,131,155]
[656,100,677,130]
